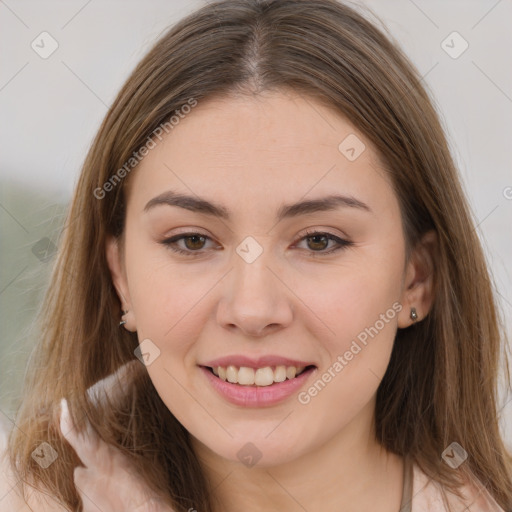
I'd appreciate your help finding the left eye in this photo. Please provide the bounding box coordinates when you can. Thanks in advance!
[160,231,353,256]
[295,230,353,254]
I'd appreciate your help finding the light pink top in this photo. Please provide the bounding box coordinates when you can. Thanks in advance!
[0,416,505,511]
[401,453,505,511]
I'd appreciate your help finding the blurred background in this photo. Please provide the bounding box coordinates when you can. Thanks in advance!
[1,0,511,446]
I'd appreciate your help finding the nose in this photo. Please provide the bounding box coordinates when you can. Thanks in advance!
[216,251,294,338]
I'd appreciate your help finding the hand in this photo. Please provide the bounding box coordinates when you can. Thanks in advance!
[59,361,174,512]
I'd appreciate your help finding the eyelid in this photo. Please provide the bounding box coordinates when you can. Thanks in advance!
[297,225,349,241]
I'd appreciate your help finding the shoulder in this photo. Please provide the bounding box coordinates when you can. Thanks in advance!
[410,460,506,512]
[0,415,68,512]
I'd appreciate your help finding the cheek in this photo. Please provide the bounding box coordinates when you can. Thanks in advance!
[292,248,404,419]
[306,278,400,404]
[294,271,402,432]
[297,250,404,354]
[125,238,211,340]
[124,241,213,424]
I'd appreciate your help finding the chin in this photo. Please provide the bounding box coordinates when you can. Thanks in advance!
[193,428,311,469]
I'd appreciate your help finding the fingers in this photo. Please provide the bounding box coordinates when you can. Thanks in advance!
[59,397,99,468]
[59,360,141,467]
[59,388,176,512]
[86,360,141,407]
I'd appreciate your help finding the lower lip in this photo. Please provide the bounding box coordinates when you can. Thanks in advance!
[200,365,316,407]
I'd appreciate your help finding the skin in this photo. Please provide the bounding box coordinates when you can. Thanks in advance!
[106,88,436,512]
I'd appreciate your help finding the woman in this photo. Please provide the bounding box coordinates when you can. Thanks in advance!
[1,0,511,510]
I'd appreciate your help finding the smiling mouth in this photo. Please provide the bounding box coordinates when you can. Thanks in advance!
[203,364,316,387]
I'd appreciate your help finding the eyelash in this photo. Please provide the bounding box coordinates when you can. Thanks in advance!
[159,230,353,257]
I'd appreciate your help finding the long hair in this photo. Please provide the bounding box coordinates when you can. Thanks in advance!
[8,0,512,510]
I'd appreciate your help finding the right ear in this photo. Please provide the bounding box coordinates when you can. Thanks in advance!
[106,235,137,332]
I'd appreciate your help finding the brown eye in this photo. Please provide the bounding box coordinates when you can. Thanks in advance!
[160,231,352,257]
[295,230,353,255]
[160,232,216,256]
[183,235,207,250]
[306,233,330,251]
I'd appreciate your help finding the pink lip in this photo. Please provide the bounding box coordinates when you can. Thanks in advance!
[200,365,317,407]
[202,355,315,369]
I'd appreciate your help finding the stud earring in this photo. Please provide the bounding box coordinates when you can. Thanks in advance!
[119,310,128,327]
[410,307,418,322]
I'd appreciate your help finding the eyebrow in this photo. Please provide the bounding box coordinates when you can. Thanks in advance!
[144,190,371,221]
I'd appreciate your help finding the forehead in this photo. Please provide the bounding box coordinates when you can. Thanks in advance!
[126,90,395,219]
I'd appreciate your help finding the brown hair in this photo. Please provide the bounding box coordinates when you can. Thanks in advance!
[8,0,512,510]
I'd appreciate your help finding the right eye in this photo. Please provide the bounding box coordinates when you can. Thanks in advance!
[160,233,220,256]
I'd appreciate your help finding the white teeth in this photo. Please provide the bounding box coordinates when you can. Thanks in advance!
[254,367,274,386]
[286,366,297,379]
[274,365,287,382]
[211,364,309,386]
[226,365,238,383]
[238,367,255,385]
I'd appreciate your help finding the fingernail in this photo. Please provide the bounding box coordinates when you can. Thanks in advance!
[59,398,73,438]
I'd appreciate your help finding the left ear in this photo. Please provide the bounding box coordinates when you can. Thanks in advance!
[397,229,437,328]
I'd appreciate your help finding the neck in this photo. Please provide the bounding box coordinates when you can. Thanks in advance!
[190,399,404,512]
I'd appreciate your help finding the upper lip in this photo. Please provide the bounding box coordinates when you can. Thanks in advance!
[201,355,316,369]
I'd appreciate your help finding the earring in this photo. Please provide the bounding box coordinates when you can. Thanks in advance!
[410,307,418,322]
[119,310,128,327]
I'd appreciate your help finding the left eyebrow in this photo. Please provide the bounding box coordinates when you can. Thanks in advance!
[143,190,372,221]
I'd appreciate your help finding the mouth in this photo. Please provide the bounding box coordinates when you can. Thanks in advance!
[202,364,316,387]
[199,364,318,407]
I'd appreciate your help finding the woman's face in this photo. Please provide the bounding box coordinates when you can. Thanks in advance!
[107,89,427,468]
